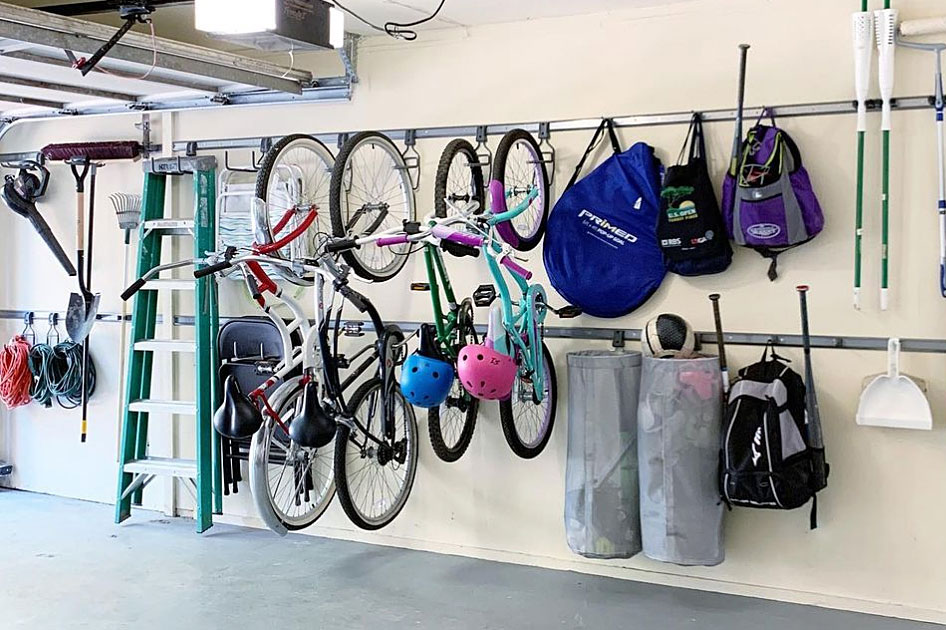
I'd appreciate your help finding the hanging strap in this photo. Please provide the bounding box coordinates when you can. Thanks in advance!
[676,112,707,165]
[691,112,707,162]
[564,118,622,192]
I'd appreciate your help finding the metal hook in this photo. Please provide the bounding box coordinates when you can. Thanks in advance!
[536,122,556,186]
[224,150,261,173]
[21,312,35,345]
[400,129,421,191]
[473,126,493,180]
[47,312,60,346]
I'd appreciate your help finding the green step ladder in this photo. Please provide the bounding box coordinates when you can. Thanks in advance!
[115,156,222,533]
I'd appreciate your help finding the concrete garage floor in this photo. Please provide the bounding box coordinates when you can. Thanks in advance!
[0,491,940,630]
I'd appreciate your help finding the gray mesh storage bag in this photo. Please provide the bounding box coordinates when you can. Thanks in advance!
[565,350,642,559]
[638,355,724,566]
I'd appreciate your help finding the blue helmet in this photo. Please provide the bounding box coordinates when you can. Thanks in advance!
[401,324,454,408]
[401,353,454,408]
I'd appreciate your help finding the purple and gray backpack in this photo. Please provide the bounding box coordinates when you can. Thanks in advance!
[722,112,824,280]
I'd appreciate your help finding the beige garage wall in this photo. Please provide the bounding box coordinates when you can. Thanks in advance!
[3,0,946,622]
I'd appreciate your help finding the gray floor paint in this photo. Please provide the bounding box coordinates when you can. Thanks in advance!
[1,490,939,629]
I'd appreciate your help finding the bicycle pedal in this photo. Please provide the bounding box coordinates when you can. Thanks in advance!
[473,284,497,307]
[254,360,278,376]
[411,282,431,292]
[557,305,582,319]
[342,321,365,337]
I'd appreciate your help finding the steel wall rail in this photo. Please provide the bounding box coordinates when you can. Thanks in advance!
[2,310,941,352]
[170,95,935,153]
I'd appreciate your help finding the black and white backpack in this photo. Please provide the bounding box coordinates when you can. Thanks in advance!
[720,345,828,528]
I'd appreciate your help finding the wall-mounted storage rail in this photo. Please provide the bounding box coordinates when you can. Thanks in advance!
[170,95,936,154]
[2,310,942,355]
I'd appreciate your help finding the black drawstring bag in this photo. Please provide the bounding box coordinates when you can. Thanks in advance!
[657,113,732,276]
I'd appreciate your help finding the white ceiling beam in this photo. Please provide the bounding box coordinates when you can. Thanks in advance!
[0,2,312,93]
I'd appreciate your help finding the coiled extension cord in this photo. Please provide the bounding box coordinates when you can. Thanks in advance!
[28,341,96,409]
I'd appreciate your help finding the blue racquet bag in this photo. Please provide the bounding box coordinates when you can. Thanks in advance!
[543,119,666,318]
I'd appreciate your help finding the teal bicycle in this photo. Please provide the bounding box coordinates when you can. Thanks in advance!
[377,185,578,459]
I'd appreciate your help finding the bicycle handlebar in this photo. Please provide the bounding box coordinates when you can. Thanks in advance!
[430,224,533,280]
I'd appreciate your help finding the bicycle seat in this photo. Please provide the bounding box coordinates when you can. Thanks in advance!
[289,381,336,449]
[214,375,263,439]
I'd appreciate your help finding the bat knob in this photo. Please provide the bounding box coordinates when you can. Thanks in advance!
[709,293,720,301]
[796,285,810,292]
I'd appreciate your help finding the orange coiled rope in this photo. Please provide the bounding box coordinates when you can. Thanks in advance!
[0,335,33,409]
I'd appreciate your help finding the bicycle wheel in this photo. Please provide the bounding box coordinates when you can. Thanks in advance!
[434,139,485,218]
[248,377,336,533]
[499,341,557,459]
[492,129,550,252]
[334,378,418,530]
[330,131,416,282]
[427,299,479,463]
[254,134,335,286]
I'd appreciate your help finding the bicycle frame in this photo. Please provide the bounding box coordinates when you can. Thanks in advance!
[230,253,403,451]
[423,243,464,358]
[481,190,548,403]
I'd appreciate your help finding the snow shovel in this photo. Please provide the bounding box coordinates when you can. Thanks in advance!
[64,159,100,343]
[856,338,932,430]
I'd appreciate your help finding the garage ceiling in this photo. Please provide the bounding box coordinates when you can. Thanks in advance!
[0,0,690,121]
[14,0,691,34]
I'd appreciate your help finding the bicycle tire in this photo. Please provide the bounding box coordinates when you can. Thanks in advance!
[248,377,336,533]
[492,129,550,252]
[334,378,418,530]
[499,341,557,459]
[329,131,416,282]
[434,139,485,218]
[254,134,335,285]
[427,298,479,463]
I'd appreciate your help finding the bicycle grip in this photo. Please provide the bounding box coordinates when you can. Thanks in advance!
[326,238,359,253]
[194,260,232,279]
[502,257,533,280]
[377,235,409,247]
[442,239,480,258]
[431,224,483,248]
[120,277,146,301]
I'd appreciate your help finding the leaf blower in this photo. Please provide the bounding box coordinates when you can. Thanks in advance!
[2,163,76,276]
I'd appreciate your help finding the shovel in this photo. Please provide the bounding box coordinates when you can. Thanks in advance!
[856,338,932,430]
[65,160,100,344]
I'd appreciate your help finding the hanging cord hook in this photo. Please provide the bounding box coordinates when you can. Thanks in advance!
[21,311,35,346]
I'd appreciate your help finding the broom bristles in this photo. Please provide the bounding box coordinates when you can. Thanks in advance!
[42,141,141,162]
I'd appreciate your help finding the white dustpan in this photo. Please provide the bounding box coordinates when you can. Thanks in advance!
[856,338,932,430]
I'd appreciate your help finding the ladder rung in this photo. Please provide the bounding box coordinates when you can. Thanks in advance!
[142,219,194,236]
[128,399,197,415]
[124,457,197,478]
[142,279,194,291]
[134,339,196,353]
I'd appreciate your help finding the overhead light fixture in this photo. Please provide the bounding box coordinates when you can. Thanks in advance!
[195,0,344,51]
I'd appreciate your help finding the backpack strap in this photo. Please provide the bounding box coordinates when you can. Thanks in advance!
[691,112,707,162]
[675,112,708,166]
[564,118,622,192]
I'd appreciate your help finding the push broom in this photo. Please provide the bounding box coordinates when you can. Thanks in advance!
[876,3,898,311]
[41,140,142,442]
[898,16,946,297]
[852,4,873,309]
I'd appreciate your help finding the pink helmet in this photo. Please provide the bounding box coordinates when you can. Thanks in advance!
[457,342,517,400]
